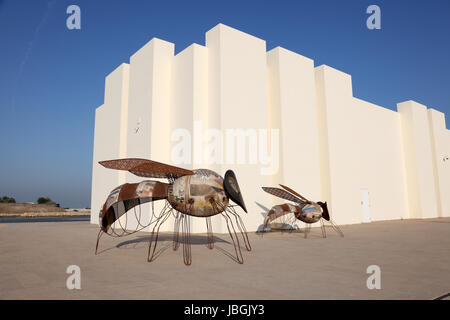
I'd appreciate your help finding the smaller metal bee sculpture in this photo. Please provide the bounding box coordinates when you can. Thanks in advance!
[95,158,251,265]
[262,184,344,238]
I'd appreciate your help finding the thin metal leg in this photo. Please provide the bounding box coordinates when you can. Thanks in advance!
[95,229,103,255]
[209,200,250,264]
[181,214,192,266]
[147,203,172,262]
[173,212,181,251]
[321,219,327,238]
[287,215,297,233]
[304,223,311,239]
[222,211,244,264]
[206,217,214,250]
[330,219,344,237]
[228,207,251,252]
[104,197,159,238]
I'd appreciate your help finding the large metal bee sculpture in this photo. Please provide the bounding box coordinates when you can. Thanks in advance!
[262,184,344,238]
[94,158,251,265]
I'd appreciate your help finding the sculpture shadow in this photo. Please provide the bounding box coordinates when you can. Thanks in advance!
[97,232,249,264]
[255,225,304,237]
[255,201,270,218]
[116,233,229,248]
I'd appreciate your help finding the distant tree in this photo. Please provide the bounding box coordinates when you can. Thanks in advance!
[0,196,16,203]
[37,197,56,205]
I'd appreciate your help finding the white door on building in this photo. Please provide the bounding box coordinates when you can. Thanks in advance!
[360,189,371,223]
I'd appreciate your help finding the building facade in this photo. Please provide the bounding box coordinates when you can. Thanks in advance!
[91,24,450,233]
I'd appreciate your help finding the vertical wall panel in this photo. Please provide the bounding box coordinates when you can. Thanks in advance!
[267,47,321,206]
[90,63,129,224]
[206,24,271,232]
[398,101,438,219]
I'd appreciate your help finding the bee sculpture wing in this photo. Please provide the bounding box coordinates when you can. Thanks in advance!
[261,187,307,205]
[279,184,312,203]
[99,158,194,179]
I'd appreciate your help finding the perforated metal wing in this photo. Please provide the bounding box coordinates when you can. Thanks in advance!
[261,186,308,205]
[279,184,311,203]
[99,158,194,179]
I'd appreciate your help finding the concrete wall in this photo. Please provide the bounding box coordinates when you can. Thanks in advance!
[398,101,439,219]
[428,109,450,217]
[267,47,321,204]
[205,24,271,232]
[124,38,174,231]
[315,66,408,225]
[171,43,209,233]
[91,23,449,232]
[91,63,129,224]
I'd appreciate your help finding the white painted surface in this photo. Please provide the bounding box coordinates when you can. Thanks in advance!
[267,47,321,205]
[91,24,449,232]
[315,66,407,225]
[205,24,271,232]
[360,189,371,223]
[90,63,129,225]
[428,109,450,217]
[398,101,439,219]
[171,43,209,233]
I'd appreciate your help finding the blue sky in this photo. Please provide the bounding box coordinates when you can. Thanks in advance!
[1,0,449,208]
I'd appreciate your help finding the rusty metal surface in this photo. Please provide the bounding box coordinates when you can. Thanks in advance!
[264,203,302,228]
[118,183,140,202]
[100,180,169,232]
[262,185,345,238]
[167,170,228,217]
[279,184,311,203]
[99,158,194,179]
[95,158,251,266]
[261,186,306,205]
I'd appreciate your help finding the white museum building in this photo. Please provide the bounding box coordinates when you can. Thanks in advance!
[91,24,450,233]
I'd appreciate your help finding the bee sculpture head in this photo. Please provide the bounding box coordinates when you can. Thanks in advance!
[223,170,247,213]
[317,201,330,221]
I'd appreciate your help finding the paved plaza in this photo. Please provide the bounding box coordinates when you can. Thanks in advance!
[0,218,449,299]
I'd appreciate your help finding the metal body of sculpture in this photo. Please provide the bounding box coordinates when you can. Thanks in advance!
[262,184,344,238]
[95,158,251,265]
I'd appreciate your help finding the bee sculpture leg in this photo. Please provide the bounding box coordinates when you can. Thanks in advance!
[181,214,192,266]
[287,215,298,234]
[227,206,251,252]
[304,223,312,239]
[94,229,104,255]
[210,199,247,264]
[329,219,344,237]
[147,202,173,262]
[221,211,244,264]
[173,212,181,251]
[320,219,327,238]
[206,217,214,250]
